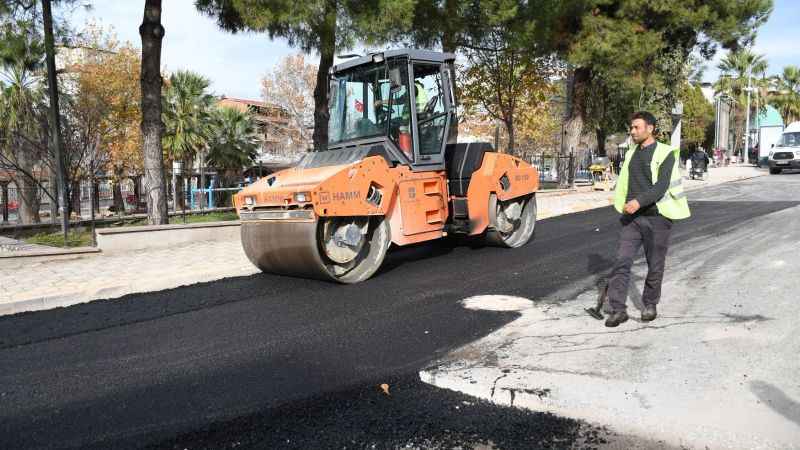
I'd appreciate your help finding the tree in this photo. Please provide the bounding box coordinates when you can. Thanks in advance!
[714,49,769,156]
[260,53,316,154]
[0,0,87,225]
[0,60,48,224]
[583,72,638,156]
[139,0,167,224]
[41,0,69,238]
[207,105,259,191]
[679,83,714,154]
[161,70,214,210]
[459,29,558,154]
[407,0,536,145]
[538,0,773,186]
[0,11,52,225]
[69,27,144,216]
[195,0,414,151]
[770,66,800,124]
[162,70,214,162]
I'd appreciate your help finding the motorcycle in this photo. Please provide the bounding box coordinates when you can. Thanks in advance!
[690,160,706,180]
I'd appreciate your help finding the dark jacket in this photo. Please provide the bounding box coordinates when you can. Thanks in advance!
[691,150,709,170]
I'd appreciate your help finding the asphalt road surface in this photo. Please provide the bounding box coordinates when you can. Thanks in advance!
[2,173,798,450]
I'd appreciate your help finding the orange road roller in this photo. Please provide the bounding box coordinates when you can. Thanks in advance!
[234,49,539,283]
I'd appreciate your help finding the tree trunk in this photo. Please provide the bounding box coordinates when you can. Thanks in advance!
[559,67,590,188]
[1,182,8,223]
[70,179,81,218]
[596,127,607,156]
[16,176,41,224]
[139,0,168,224]
[175,174,185,210]
[199,150,206,210]
[505,118,515,155]
[132,175,141,210]
[311,2,336,152]
[89,177,97,246]
[92,179,100,214]
[42,0,68,238]
[15,148,41,224]
[113,179,125,215]
[49,166,59,224]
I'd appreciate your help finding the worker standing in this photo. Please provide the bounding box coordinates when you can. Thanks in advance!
[605,111,691,327]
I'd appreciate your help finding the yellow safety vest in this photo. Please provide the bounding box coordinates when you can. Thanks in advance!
[614,142,691,220]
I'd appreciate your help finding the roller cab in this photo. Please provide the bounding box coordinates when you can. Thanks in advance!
[234,49,539,283]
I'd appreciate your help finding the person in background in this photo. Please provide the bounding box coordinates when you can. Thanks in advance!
[691,147,710,173]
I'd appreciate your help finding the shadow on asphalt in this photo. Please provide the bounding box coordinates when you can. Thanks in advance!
[750,380,800,429]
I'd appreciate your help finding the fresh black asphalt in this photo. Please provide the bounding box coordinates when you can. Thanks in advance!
[1,184,797,449]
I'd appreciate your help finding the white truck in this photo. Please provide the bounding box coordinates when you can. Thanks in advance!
[768,122,800,174]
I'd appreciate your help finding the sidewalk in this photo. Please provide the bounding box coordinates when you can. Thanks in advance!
[0,241,257,316]
[0,165,767,316]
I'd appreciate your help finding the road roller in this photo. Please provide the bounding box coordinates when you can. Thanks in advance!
[234,49,539,283]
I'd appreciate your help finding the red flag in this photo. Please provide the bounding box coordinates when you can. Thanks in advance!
[355,99,363,113]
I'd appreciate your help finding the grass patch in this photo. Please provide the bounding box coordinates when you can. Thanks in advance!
[95,211,239,228]
[170,211,239,224]
[26,229,93,248]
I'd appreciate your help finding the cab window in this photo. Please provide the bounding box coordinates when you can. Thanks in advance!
[386,58,414,160]
[412,63,446,156]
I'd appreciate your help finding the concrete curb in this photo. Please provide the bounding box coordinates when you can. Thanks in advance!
[96,220,240,255]
[0,207,236,233]
[0,291,86,316]
[95,219,241,235]
[0,246,100,259]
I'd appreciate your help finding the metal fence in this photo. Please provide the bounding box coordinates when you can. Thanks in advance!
[529,154,573,184]
[0,179,142,224]
[525,150,625,187]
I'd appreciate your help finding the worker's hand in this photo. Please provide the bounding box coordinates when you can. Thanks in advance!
[624,199,640,215]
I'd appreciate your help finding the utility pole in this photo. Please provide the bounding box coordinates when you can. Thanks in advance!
[42,0,69,242]
[744,66,753,165]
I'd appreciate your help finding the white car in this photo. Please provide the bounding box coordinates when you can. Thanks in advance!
[768,122,800,174]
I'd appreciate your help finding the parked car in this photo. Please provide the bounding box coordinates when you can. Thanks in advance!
[768,122,800,174]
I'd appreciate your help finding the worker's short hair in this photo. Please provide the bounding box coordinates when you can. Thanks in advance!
[630,111,657,129]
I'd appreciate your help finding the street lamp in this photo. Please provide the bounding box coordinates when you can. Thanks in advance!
[714,92,733,163]
[743,66,754,164]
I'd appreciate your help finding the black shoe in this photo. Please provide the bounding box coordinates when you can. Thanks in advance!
[641,305,657,322]
[605,311,629,327]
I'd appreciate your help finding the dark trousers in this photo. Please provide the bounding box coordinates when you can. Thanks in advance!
[607,214,673,312]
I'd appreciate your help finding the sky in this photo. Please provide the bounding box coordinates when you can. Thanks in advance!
[62,0,800,100]
[702,0,800,82]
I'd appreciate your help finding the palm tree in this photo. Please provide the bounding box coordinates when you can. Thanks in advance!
[161,70,214,209]
[0,62,46,224]
[770,66,800,124]
[714,50,769,157]
[207,106,259,195]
